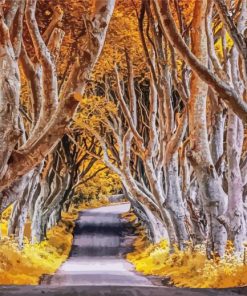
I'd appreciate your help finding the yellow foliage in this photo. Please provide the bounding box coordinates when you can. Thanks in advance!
[76,162,121,200]
[94,0,144,79]
[75,95,118,133]
[0,200,108,285]
[0,205,13,237]
[128,229,247,288]
[0,214,74,285]
[74,196,110,210]
[122,211,137,224]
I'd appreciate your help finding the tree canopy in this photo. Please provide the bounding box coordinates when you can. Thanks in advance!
[0,0,247,280]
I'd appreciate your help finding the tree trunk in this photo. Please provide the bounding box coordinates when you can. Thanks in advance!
[0,9,21,178]
[31,180,49,243]
[165,153,189,250]
[227,110,245,252]
[188,0,227,257]
[123,187,167,243]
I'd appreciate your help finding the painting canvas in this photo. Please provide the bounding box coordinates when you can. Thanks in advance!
[0,0,246,295]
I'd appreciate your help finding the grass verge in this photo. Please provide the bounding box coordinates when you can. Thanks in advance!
[0,197,109,285]
[125,211,247,288]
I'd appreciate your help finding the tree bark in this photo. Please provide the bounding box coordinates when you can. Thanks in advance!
[0,0,115,198]
[153,0,247,121]
[187,0,227,257]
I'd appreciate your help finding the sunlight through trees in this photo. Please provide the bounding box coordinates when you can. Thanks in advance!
[0,0,246,288]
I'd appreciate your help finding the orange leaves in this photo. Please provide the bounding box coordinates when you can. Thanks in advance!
[93,0,145,80]
[75,95,118,132]
[177,0,196,26]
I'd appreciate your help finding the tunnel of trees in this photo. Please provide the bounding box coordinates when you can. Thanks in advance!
[0,0,247,265]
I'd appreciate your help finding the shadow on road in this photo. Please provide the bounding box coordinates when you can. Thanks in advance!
[1,204,247,295]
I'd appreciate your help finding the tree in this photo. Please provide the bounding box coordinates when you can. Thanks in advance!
[0,0,115,194]
[0,0,115,246]
[1,0,247,262]
[76,0,247,257]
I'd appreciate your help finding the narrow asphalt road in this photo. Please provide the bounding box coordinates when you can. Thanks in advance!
[1,203,247,295]
[43,203,152,286]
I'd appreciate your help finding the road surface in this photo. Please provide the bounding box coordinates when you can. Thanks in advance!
[43,203,152,286]
[1,203,247,295]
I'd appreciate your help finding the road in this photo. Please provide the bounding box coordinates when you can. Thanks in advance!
[43,203,152,286]
[1,203,247,295]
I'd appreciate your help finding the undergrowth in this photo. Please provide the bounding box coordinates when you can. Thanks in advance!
[126,212,247,288]
[0,197,108,285]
